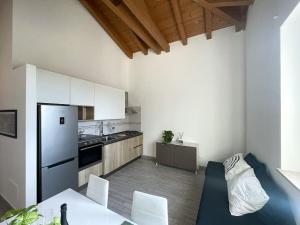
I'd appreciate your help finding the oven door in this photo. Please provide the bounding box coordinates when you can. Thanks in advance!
[79,144,102,168]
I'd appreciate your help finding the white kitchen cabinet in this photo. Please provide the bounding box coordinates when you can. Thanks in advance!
[94,84,125,120]
[36,69,70,104]
[70,78,94,106]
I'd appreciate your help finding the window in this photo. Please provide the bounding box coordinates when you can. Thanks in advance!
[280,2,300,190]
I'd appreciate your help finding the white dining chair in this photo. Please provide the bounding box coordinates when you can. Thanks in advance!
[131,191,168,225]
[87,174,109,208]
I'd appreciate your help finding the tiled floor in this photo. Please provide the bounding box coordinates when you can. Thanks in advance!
[82,158,205,225]
[0,158,205,225]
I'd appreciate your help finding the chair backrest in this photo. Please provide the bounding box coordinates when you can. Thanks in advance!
[131,191,168,225]
[87,174,109,208]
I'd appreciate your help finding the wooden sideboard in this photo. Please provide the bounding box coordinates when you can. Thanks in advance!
[156,142,198,174]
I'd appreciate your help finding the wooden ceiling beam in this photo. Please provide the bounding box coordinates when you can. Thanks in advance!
[101,0,161,54]
[170,0,187,45]
[111,0,122,6]
[80,0,133,59]
[203,8,212,39]
[194,0,243,30]
[206,0,253,7]
[122,0,170,52]
[129,30,148,55]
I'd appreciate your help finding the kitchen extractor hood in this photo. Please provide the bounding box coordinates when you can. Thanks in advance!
[125,92,139,114]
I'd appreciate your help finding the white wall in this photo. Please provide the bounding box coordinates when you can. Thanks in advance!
[246,0,300,223]
[24,65,37,207]
[0,64,37,209]
[12,0,129,90]
[129,27,245,165]
[0,0,21,208]
[281,3,300,172]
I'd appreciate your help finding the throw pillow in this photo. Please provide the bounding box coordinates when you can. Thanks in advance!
[223,153,250,180]
[227,168,269,216]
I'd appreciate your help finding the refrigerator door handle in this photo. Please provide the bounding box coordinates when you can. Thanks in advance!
[47,157,76,169]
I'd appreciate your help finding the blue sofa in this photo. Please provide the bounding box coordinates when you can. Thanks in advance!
[196,154,296,225]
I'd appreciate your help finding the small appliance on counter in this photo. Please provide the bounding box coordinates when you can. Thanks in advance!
[37,104,78,202]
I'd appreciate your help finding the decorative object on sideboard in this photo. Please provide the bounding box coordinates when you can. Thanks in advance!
[0,110,17,139]
[176,132,184,144]
[162,130,174,144]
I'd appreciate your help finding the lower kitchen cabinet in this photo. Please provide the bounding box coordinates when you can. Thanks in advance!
[103,135,143,175]
[134,145,143,159]
[78,162,103,187]
[102,141,123,175]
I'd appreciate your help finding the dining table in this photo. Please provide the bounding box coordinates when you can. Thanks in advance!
[0,189,136,225]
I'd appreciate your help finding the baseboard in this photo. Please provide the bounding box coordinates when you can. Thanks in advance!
[0,193,15,209]
[141,156,206,174]
[141,155,156,161]
[199,166,206,171]
[103,156,142,178]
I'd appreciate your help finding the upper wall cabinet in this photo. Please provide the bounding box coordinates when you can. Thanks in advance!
[94,84,125,120]
[70,78,94,106]
[36,69,70,104]
[37,68,125,120]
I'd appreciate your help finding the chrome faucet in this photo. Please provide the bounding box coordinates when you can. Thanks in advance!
[78,128,85,139]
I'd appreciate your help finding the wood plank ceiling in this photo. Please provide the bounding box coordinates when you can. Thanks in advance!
[80,0,254,58]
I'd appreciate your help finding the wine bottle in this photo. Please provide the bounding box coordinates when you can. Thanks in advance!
[60,203,69,225]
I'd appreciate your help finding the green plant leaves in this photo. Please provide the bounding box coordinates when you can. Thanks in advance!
[0,205,41,225]
[0,209,24,222]
[13,209,39,225]
[162,130,174,143]
[47,217,61,225]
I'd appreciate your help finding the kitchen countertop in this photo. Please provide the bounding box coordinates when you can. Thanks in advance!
[100,131,143,145]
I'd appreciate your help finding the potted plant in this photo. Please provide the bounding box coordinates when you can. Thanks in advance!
[162,130,174,144]
[0,205,60,225]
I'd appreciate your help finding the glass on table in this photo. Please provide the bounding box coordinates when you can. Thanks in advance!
[38,208,59,225]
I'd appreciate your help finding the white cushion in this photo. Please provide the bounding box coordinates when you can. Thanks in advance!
[223,153,250,180]
[227,168,269,216]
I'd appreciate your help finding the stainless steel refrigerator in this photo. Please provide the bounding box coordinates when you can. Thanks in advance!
[37,104,78,202]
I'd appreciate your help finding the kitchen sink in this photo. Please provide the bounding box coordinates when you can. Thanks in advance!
[116,134,127,137]
[100,136,117,142]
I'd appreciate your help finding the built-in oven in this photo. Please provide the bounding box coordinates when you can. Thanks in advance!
[78,142,102,169]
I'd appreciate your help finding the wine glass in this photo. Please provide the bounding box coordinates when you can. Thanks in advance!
[39,208,55,225]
